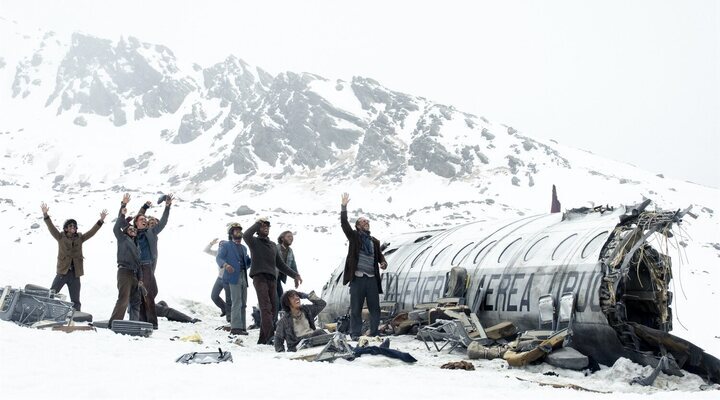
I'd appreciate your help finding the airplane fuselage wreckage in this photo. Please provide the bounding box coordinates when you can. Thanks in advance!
[320,200,720,383]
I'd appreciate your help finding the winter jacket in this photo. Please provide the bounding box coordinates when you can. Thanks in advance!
[275,293,326,352]
[113,204,141,271]
[43,215,103,277]
[243,222,298,280]
[340,206,386,293]
[216,240,251,285]
[127,204,170,263]
[276,244,298,284]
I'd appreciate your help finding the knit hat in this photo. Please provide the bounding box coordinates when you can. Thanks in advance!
[227,222,243,235]
[227,222,242,240]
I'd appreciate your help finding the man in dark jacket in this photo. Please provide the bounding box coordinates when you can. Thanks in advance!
[41,202,107,311]
[243,218,303,345]
[217,223,252,335]
[128,198,173,329]
[128,194,172,329]
[109,194,142,325]
[340,193,387,339]
[275,290,326,352]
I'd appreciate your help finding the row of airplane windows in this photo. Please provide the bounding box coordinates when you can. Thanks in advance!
[405,231,610,269]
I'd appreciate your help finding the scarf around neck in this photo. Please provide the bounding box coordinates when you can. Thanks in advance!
[359,230,373,255]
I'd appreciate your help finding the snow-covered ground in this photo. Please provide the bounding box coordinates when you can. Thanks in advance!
[1,190,718,399]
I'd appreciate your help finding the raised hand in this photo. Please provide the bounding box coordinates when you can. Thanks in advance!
[341,193,350,206]
[100,209,108,221]
[122,193,130,205]
[41,202,49,215]
[165,193,174,206]
[210,238,219,245]
[144,201,152,208]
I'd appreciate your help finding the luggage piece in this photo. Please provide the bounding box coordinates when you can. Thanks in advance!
[0,285,74,325]
[177,348,233,364]
[72,311,93,323]
[110,320,153,337]
[297,333,335,350]
[545,346,589,370]
[485,321,517,340]
[92,320,110,329]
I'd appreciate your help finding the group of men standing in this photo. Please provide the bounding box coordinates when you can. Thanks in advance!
[40,191,388,348]
[214,219,302,344]
[40,193,171,328]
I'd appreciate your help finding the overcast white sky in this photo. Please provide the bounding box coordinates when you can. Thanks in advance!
[3,0,719,187]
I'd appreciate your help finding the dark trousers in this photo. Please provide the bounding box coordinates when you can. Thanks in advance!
[138,263,159,328]
[110,268,138,323]
[50,269,81,311]
[211,277,232,315]
[349,275,380,337]
[128,260,157,320]
[252,273,277,345]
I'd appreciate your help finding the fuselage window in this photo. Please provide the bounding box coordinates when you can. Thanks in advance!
[431,244,453,266]
[524,236,548,262]
[552,234,578,261]
[383,248,398,256]
[498,238,523,264]
[581,231,609,259]
[451,242,475,266]
[411,246,432,269]
[414,235,433,243]
[473,240,497,264]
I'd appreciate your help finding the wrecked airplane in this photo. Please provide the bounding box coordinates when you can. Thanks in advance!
[320,199,720,383]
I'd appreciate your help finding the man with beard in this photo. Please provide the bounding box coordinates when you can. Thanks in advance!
[109,194,142,324]
[217,223,251,335]
[340,193,387,340]
[243,218,302,345]
[41,202,107,311]
[131,194,173,329]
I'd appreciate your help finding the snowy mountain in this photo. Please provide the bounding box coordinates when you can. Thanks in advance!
[1,18,719,398]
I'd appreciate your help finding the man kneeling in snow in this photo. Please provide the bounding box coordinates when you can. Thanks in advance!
[275,290,326,352]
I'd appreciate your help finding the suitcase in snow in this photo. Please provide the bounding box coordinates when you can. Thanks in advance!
[110,320,154,337]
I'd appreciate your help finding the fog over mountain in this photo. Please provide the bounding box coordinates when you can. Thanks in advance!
[1,20,716,212]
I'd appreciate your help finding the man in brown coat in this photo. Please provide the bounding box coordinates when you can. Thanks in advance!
[340,193,387,340]
[41,202,107,311]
